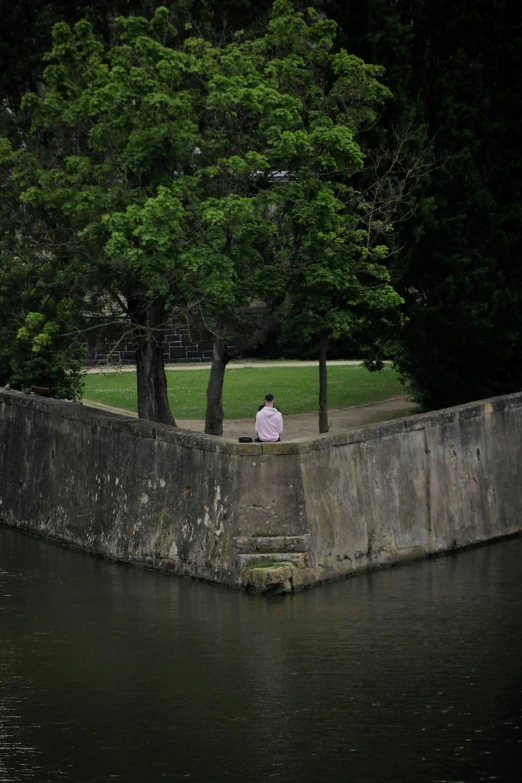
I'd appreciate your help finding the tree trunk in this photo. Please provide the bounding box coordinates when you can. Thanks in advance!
[318,334,329,434]
[205,337,229,436]
[128,293,176,426]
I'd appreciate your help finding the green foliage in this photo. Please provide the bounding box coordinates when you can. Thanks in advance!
[322,0,522,409]
[4,0,520,415]
[8,347,84,401]
[389,1,522,409]
[3,1,402,398]
[0,310,85,399]
[0,135,86,399]
[260,305,402,365]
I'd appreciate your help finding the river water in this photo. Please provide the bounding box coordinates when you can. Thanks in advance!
[0,526,521,783]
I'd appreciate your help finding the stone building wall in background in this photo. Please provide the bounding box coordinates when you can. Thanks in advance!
[86,328,215,366]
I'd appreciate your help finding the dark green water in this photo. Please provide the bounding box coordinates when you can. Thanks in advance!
[0,526,521,783]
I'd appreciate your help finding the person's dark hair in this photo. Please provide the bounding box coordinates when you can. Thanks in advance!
[265,393,274,402]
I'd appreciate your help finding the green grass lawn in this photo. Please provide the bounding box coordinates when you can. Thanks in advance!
[82,364,405,419]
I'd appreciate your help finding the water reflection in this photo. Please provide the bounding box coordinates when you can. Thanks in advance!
[0,526,521,782]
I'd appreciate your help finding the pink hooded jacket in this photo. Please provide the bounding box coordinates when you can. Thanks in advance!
[255,406,283,441]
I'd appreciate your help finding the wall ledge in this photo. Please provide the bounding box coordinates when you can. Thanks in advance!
[2,387,521,455]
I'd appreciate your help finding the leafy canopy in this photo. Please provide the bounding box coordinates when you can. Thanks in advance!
[2,1,401,379]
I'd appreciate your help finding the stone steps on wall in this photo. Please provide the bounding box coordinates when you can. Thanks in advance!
[236,552,309,569]
[234,535,311,571]
[235,535,312,594]
[233,534,311,554]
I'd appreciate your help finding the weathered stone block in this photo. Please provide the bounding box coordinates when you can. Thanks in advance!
[169,347,186,359]
[233,535,311,553]
[236,552,309,569]
[242,565,302,595]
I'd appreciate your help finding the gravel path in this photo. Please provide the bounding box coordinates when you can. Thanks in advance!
[83,359,367,374]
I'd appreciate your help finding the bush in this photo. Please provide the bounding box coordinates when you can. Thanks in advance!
[1,312,85,399]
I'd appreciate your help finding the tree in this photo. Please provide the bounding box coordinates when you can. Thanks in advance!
[0,133,87,397]
[11,2,521,421]
[0,0,273,409]
[2,7,248,424]
[196,0,405,434]
[318,1,522,410]
[388,0,522,409]
[3,1,404,433]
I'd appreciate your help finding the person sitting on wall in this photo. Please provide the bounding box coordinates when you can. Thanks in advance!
[255,393,283,442]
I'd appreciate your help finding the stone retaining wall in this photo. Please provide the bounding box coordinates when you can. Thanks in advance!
[1,389,521,593]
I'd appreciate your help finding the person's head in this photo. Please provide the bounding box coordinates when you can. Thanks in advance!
[264,393,274,407]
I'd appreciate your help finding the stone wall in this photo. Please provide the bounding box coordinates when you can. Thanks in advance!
[87,328,215,366]
[0,389,521,593]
